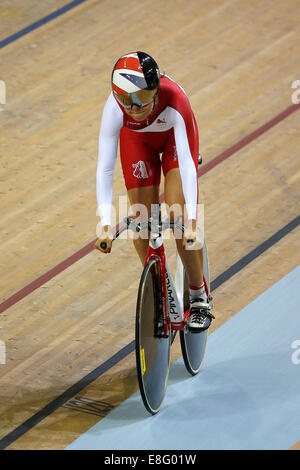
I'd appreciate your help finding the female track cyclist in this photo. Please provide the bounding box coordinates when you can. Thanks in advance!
[95,51,214,331]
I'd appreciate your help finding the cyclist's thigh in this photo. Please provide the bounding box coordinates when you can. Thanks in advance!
[128,185,160,222]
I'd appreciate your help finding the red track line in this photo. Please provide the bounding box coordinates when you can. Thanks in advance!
[1,103,299,314]
[197,103,300,177]
[0,241,95,314]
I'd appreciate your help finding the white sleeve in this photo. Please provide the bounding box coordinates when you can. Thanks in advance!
[169,108,198,220]
[96,93,123,226]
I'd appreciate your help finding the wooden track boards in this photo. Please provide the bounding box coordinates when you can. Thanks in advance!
[0,0,299,449]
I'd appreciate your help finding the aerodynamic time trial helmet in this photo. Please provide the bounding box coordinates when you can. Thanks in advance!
[111,51,160,108]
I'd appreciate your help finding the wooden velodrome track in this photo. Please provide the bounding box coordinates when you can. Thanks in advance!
[0,0,299,450]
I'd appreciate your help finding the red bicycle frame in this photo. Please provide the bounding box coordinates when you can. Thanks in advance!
[144,241,210,339]
[144,244,169,338]
[109,216,210,339]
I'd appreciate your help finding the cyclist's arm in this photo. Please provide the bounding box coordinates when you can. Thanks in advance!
[96,93,123,226]
[169,107,198,221]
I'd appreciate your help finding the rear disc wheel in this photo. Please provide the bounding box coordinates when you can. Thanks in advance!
[179,239,210,375]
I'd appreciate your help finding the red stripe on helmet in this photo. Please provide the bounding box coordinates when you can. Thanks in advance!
[112,83,128,95]
[114,56,141,73]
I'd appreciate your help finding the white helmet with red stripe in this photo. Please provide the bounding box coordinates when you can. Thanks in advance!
[111,51,160,108]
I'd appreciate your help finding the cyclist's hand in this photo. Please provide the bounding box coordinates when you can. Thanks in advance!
[95,225,113,254]
[183,219,203,250]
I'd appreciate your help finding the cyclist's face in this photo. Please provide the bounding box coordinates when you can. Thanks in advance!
[124,96,158,121]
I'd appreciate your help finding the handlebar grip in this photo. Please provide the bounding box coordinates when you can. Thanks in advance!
[100,241,107,250]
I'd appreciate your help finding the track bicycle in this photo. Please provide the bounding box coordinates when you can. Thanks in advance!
[98,209,211,415]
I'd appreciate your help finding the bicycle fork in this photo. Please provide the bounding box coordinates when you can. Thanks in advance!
[165,258,186,331]
[145,236,186,338]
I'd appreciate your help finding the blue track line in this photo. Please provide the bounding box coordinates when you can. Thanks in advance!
[0,0,87,49]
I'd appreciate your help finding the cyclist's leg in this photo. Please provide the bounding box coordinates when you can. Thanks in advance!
[165,168,214,330]
[163,126,213,330]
